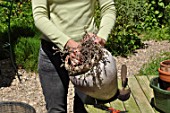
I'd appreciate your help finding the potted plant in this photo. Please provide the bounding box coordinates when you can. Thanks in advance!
[158,60,170,90]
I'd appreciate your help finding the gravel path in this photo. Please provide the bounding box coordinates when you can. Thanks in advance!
[0,40,170,113]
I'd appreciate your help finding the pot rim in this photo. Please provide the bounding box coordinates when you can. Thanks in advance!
[158,68,170,75]
[150,77,170,95]
[160,60,170,67]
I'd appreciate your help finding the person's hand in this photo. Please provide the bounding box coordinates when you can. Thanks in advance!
[93,35,106,46]
[65,39,81,66]
[84,33,106,46]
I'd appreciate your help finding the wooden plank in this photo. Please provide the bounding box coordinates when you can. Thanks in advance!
[117,76,142,113]
[110,78,126,111]
[110,99,125,111]
[123,88,141,113]
[136,76,154,100]
[136,76,160,113]
[128,77,156,113]
[85,104,106,113]
[85,99,125,113]
[115,77,140,113]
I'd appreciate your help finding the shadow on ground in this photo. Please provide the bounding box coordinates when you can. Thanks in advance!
[0,58,16,88]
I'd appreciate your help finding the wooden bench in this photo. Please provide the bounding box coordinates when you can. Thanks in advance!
[85,76,160,113]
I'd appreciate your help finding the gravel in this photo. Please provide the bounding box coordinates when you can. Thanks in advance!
[0,40,170,113]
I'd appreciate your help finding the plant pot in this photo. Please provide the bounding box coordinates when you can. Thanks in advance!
[158,68,170,90]
[158,68,170,83]
[160,60,170,73]
[150,77,170,113]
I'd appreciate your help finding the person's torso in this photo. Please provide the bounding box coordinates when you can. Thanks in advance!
[48,0,97,41]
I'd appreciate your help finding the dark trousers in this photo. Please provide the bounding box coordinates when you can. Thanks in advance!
[38,40,87,113]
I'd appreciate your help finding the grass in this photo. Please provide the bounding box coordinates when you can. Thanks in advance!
[137,26,170,76]
[138,52,170,76]
[140,27,170,41]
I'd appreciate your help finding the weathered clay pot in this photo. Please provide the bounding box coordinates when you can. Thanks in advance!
[160,60,170,73]
[158,68,170,83]
[69,48,118,100]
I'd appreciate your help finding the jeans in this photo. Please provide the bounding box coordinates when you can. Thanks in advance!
[38,40,87,113]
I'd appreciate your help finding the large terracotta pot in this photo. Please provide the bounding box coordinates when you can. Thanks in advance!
[160,60,170,73]
[69,48,118,100]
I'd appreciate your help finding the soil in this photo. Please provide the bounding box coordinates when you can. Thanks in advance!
[0,40,170,113]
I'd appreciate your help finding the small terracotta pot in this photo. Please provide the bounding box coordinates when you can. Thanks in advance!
[158,68,170,83]
[160,60,170,73]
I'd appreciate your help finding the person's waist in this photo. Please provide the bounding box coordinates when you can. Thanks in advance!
[41,36,59,53]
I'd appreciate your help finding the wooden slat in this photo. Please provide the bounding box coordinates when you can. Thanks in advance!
[123,90,141,113]
[128,77,156,113]
[114,78,140,113]
[85,104,106,113]
[110,78,126,111]
[136,76,160,113]
[136,76,154,100]
[110,99,125,111]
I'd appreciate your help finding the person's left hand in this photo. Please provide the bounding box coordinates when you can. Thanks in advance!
[86,33,106,46]
[93,35,106,46]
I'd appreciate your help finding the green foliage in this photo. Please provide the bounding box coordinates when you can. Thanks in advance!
[0,0,36,43]
[106,33,143,57]
[140,0,164,30]
[94,0,145,56]
[0,0,169,72]
[104,0,145,56]
[138,52,170,76]
[164,3,170,26]
[142,27,170,41]
[14,36,40,72]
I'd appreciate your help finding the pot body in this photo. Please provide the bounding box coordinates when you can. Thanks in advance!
[158,68,170,83]
[69,49,118,100]
[158,68,170,90]
[150,77,170,113]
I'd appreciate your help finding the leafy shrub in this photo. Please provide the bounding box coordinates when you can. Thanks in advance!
[0,0,36,43]
[104,0,145,56]
[14,36,40,72]
[106,33,144,57]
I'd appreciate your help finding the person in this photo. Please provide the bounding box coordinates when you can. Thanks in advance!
[31,0,116,113]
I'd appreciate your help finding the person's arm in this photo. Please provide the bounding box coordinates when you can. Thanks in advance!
[32,0,70,50]
[97,0,116,41]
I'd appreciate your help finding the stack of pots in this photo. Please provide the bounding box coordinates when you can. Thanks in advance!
[158,60,170,90]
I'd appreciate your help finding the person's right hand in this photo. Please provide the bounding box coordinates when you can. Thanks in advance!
[65,39,81,66]
[65,39,79,50]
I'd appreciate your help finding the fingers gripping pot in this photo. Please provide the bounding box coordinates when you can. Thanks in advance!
[64,41,118,100]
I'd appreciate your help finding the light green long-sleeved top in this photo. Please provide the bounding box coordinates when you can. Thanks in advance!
[32,0,116,50]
